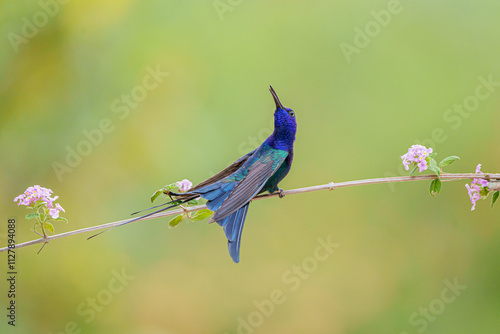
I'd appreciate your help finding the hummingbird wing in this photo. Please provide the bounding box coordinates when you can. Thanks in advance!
[210,147,288,222]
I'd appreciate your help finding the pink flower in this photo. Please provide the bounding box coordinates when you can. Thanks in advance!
[46,196,59,209]
[475,164,482,174]
[14,185,65,219]
[13,194,26,204]
[474,164,488,187]
[49,203,65,219]
[418,160,428,173]
[49,208,60,219]
[465,183,482,210]
[14,185,54,206]
[401,145,433,172]
[176,179,193,192]
[466,164,489,211]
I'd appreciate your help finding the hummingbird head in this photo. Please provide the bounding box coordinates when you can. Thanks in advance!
[269,85,296,147]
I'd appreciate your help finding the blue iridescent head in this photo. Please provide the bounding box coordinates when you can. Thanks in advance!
[269,85,296,148]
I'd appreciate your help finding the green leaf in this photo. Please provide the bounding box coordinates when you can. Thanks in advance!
[150,189,163,203]
[429,153,437,159]
[169,215,185,228]
[191,209,213,221]
[187,199,199,205]
[43,222,55,234]
[439,156,460,168]
[429,179,442,196]
[480,187,489,197]
[428,158,440,178]
[34,201,46,212]
[435,179,442,194]
[55,217,68,223]
[429,180,435,196]
[492,191,499,208]
[409,166,418,176]
[25,213,40,220]
[162,183,177,193]
[39,213,46,222]
[33,199,45,207]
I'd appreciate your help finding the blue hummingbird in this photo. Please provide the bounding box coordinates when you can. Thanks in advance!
[94,86,297,263]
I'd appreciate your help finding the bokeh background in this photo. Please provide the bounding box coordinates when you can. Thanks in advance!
[1,1,500,333]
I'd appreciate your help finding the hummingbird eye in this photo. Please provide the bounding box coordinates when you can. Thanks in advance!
[289,111,295,117]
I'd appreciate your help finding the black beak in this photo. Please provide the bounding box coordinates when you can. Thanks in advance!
[269,85,284,110]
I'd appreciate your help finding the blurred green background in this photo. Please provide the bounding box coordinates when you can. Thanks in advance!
[1,0,500,333]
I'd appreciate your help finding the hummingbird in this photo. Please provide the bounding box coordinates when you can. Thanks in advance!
[99,86,297,263]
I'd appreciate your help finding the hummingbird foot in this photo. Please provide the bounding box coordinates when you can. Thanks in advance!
[278,188,285,198]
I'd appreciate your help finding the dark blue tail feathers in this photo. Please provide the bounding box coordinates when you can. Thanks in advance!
[219,203,249,263]
[183,181,250,263]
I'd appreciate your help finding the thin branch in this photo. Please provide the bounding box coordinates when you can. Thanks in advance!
[2,172,499,253]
